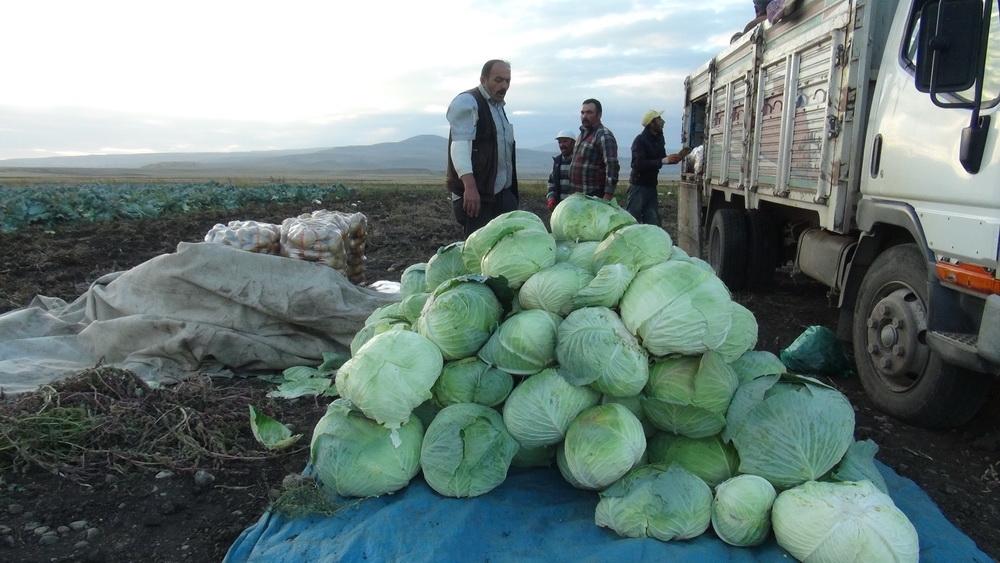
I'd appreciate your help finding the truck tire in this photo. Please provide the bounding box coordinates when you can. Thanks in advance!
[851,243,992,428]
[708,208,747,290]
[744,210,778,291]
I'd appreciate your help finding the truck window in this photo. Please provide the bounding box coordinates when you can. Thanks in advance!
[902,0,1000,106]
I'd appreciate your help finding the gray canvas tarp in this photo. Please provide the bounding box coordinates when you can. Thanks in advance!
[0,242,401,394]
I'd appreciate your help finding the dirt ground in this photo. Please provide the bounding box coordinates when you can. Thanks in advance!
[1,187,998,562]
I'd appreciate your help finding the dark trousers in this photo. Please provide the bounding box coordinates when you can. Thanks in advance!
[625,183,661,227]
[453,188,519,239]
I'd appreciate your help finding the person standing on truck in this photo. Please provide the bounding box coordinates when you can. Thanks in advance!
[569,98,620,200]
[445,59,518,238]
[546,130,577,212]
[626,110,683,227]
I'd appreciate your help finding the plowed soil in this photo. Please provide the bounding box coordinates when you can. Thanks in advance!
[0,186,997,562]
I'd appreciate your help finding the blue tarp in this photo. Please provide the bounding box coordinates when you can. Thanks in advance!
[225,462,991,562]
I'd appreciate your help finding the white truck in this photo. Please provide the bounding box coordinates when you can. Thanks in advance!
[678,0,1000,427]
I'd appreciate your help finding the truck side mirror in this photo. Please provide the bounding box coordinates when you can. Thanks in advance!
[915,0,983,94]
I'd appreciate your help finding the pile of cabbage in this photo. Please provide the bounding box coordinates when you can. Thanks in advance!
[309,194,919,562]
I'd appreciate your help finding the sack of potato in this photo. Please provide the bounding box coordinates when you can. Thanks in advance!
[281,210,367,284]
[204,220,281,254]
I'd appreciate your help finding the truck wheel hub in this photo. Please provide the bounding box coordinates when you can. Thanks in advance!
[865,288,929,383]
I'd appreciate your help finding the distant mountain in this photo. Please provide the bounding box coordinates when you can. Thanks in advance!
[0,135,593,179]
[0,135,674,180]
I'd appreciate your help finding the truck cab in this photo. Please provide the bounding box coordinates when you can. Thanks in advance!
[679,0,1000,427]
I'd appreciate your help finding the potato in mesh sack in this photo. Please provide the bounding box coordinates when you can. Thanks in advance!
[281,210,367,284]
[204,220,281,254]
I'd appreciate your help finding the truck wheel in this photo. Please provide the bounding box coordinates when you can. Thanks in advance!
[852,243,991,428]
[708,209,747,290]
[744,210,778,291]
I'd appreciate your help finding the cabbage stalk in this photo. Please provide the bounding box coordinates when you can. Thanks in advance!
[772,480,919,562]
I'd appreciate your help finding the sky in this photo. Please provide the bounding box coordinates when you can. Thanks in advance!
[0,0,752,161]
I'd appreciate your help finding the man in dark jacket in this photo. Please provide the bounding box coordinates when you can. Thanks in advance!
[626,110,682,227]
[546,129,577,212]
[445,60,518,238]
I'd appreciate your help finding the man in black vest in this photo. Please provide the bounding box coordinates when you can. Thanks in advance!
[445,60,518,238]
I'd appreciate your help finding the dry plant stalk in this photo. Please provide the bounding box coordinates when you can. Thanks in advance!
[0,366,295,481]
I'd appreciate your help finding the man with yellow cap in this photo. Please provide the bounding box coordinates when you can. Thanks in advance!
[626,109,683,227]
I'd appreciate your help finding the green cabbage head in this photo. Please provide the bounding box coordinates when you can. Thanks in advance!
[558,403,646,490]
[518,262,594,315]
[462,210,547,273]
[480,228,557,288]
[310,398,424,498]
[619,259,733,356]
[772,480,919,562]
[647,432,740,487]
[419,402,520,498]
[555,306,649,398]
[711,474,776,547]
[502,367,601,448]
[550,193,636,242]
[432,357,513,408]
[723,374,855,490]
[641,352,739,438]
[590,223,673,273]
[399,262,428,296]
[595,463,713,541]
[335,329,443,430]
[555,240,599,269]
[415,276,503,360]
[478,309,562,375]
[425,241,469,290]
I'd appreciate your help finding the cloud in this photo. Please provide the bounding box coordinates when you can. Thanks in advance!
[0,0,753,160]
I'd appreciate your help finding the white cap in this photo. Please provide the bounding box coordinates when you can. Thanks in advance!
[555,129,577,140]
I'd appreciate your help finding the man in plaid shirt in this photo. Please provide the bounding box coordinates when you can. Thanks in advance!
[569,98,620,200]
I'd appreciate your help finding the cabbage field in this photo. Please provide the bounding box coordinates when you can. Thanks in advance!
[0,181,354,232]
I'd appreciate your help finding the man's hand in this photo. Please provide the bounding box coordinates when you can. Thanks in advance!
[664,154,682,164]
[462,176,481,218]
[547,199,557,211]
[603,193,613,201]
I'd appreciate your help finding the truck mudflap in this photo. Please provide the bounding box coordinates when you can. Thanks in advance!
[928,294,1000,374]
